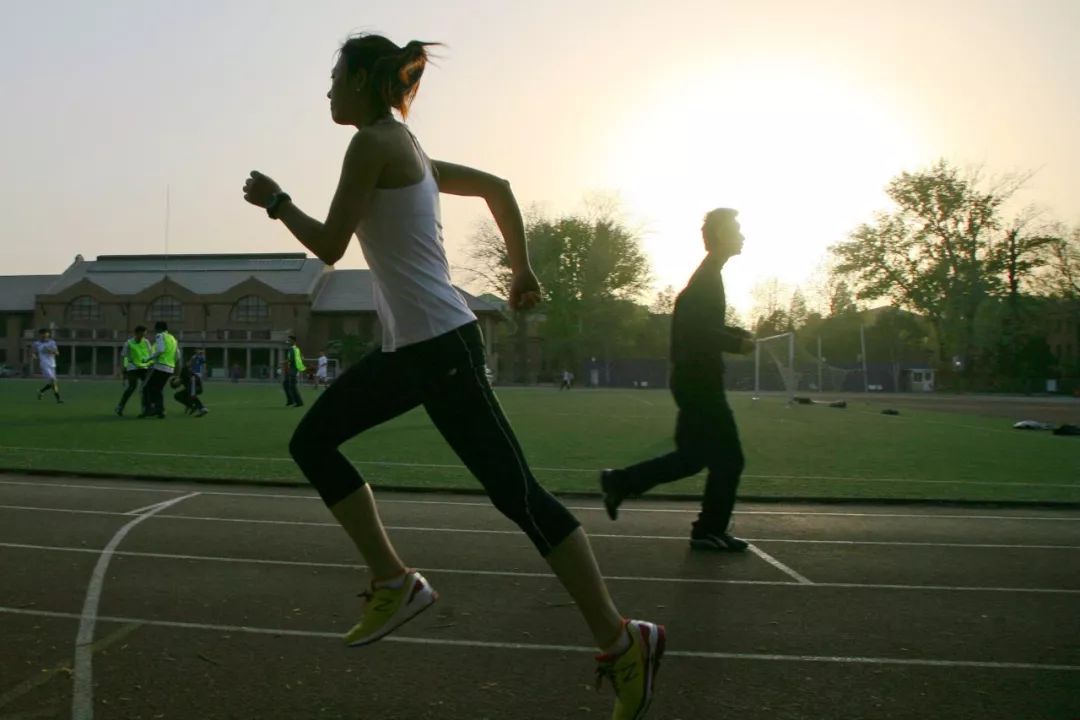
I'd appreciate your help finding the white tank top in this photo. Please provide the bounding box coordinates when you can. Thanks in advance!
[354,129,477,351]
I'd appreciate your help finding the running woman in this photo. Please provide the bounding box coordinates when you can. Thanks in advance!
[32,328,62,403]
[242,33,663,719]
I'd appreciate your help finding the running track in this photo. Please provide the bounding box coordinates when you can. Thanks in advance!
[1,475,1078,719]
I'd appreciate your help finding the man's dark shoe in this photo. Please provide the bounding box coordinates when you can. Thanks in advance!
[600,469,625,521]
[690,530,749,552]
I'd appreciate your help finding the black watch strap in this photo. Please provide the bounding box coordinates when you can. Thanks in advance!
[267,192,292,219]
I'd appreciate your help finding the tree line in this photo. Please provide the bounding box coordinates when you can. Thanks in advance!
[464,160,1079,389]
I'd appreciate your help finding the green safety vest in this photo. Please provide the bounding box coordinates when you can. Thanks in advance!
[290,345,305,372]
[124,337,151,370]
[158,332,179,370]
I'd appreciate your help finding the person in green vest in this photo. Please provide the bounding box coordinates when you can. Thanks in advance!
[283,334,305,407]
[115,324,152,416]
[140,320,179,419]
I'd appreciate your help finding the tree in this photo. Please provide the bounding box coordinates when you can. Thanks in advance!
[750,277,791,335]
[328,334,375,369]
[725,304,744,330]
[788,289,809,330]
[991,217,1057,300]
[1045,226,1080,299]
[650,285,677,315]
[826,277,858,317]
[830,160,1029,373]
[465,206,652,375]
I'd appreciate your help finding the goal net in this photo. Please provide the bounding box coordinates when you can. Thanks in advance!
[754,332,798,398]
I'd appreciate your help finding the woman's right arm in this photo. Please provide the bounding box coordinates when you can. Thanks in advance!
[432,161,539,310]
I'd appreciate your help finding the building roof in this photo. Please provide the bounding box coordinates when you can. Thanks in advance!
[0,275,60,312]
[2,256,501,315]
[311,269,501,314]
[44,253,327,297]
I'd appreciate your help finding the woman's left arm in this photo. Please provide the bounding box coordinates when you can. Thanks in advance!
[243,129,384,265]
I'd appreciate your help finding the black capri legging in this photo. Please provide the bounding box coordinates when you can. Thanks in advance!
[289,322,580,556]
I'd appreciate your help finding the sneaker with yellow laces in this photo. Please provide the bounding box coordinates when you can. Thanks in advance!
[344,570,438,647]
[595,619,666,720]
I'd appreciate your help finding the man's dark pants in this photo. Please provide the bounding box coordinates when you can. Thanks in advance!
[118,368,147,413]
[611,380,745,533]
[142,369,171,417]
[283,370,303,406]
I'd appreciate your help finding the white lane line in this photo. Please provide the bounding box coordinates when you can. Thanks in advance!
[2,447,1076,488]
[2,479,1078,522]
[749,545,813,584]
[2,504,1079,550]
[0,478,187,496]
[10,542,1076,596]
[768,539,1080,550]
[123,498,181,516]
[70,492,198,720]
[6,606,1078,672]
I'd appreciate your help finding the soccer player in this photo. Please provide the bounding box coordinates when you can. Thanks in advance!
[315,350,329,389]
[116,325,151,416]
[171,360,208,417]
[600,208,755,552]
[242,33,663,719]
[140,321,179,419]
[283,335,305,407]
[190,348,207,382]
[32,328,62,404]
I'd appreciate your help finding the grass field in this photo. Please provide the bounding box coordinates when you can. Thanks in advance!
[0,378,1077,503]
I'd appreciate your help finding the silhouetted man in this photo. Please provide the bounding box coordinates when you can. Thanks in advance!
[600,208,755,551]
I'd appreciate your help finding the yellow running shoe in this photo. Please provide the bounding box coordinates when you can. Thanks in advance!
[595,619,666,720]
[344,570,438,647]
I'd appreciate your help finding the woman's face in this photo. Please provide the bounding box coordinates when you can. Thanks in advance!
[327,56,363,125]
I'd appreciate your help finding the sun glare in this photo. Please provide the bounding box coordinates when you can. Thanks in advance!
[603,59,923,309]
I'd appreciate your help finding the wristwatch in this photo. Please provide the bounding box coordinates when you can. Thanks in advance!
[266,192,292,219]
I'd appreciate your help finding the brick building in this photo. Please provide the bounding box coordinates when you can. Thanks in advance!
[0,253,502,379]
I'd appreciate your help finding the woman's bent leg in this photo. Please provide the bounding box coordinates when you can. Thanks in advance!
[289,350,421,579]
[421,325,623,647]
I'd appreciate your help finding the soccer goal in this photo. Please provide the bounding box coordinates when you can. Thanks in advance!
[753,332,798,399]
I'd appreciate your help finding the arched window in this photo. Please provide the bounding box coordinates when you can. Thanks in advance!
[66,296,100,321]
[147,295,183,322]
[231,295,269,322]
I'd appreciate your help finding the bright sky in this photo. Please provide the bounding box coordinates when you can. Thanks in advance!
[2,0,1078,313]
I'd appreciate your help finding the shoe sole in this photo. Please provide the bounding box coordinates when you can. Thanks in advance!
[633,621,666,720]
[345,583,439,648]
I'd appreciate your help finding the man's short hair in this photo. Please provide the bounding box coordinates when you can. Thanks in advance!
[154,321,168,332]
[134,325,147,333]
[38,328,49,335]
[288,335,297,341]
[703,208,739,232]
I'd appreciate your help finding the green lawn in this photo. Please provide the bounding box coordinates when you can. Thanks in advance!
[0,379,1077,503]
